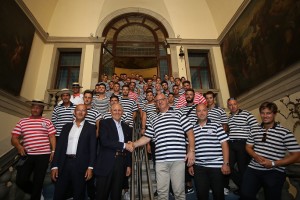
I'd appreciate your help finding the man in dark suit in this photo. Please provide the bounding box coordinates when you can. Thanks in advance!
[94,103,132,200]
[51,104,97,200]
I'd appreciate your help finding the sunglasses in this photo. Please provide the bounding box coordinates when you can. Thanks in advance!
[261,132,267,142]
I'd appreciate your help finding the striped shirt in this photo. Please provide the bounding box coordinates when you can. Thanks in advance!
[208,106,228,125]
[145,108,193,162]
[85,107,101,126]
[228,109,259,140]
[142,103,157,125]
[111,92,122,99]
[247,123,300,172]
[194,119,229,168]
[92,95,109,115]
[101,111,128,123]
[52,104,75,136]
[179,88,185,95]
[173,96,180,107]
[12,117,56,155]
[176,92,207,108]
[180,104,198,125]
[129,91,138,102]
[136,81,146,91]
[120,97,138,128]
[58,94,84,106]
[142,103,157,114]
[138,94,147,108]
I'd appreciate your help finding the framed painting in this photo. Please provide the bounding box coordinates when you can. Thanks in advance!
[220,0,300,97]
[0,0,35,95]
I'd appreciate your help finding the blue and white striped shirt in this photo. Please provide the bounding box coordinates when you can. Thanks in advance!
[193,119,229,168]
[228,109,259,140]
[145,108,193,162]
[51,103,75,136]
[247,123,300,172]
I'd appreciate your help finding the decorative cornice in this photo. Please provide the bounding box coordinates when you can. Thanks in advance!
[15,0,105,44]
[237,64,300,111]
[15,0,49,42]
[0,90,30,118]
[46,36,105,44]
[16,0,250,46]
[166,38,219,46]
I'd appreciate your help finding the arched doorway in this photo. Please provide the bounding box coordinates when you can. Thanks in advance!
[100,13,171,80]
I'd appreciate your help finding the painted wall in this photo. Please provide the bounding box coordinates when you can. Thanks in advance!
[249,92,300,143]
[23,0,58,30]
[0,111,23,156]
[20,33,55,100]
[20,0,232,101]
[27,0,219,39]
[81,45,95,90]
[47,0,105,37]
[206,0,244,35]
[211,46,230,106]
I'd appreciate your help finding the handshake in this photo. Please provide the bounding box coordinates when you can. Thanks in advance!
[125,141,135,152]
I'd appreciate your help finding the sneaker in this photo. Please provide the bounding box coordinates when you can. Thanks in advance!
[123,191,130,200]
[185,186,194,194]
[224,188,230,195]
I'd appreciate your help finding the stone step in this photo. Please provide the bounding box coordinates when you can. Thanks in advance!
[131,159,157,199]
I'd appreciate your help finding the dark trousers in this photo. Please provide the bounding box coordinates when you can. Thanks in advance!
[96,156,126,200]
[53,158,87,200]
[87,176,96,200]
[240,167,286,200]
[16,154,50,200]
[228,140,250,188]
[194,165,224,200]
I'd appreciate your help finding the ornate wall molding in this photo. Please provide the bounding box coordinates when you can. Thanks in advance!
[237,64,300,111]
[15,0,104,44]
[217,0,251,43]
[0,90,30,118]
[166,38,219,46]
[95,7,175,39]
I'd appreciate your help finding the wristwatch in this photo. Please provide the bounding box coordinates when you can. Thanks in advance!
[271,161,275,167]
[223,162,229,166]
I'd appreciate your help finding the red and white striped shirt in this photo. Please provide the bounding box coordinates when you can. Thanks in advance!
[129,91,138,102]
[12,117,56,155]
[176,92,207,108]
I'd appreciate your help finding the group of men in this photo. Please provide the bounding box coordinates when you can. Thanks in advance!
[11,73,300,200]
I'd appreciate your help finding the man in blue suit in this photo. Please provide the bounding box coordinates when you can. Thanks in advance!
[51,104,97,200]
[94,103,132,200]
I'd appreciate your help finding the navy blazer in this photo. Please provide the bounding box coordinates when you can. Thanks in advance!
[51,121,97,174]
[94,118,132,176]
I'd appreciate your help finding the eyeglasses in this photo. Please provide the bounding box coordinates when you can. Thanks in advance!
[261,132,267,142]
[154,98,167,103]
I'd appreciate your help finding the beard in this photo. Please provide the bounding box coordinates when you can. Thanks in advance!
[186,99,194,103]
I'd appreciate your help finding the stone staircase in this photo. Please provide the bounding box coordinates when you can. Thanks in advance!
[130,147,156,200]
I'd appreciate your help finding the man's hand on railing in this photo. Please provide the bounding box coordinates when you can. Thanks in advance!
[126,141,135,152]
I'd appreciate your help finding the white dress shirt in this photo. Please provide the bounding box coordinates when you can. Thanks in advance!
[66,120,84,155]
[113,119,126,149]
